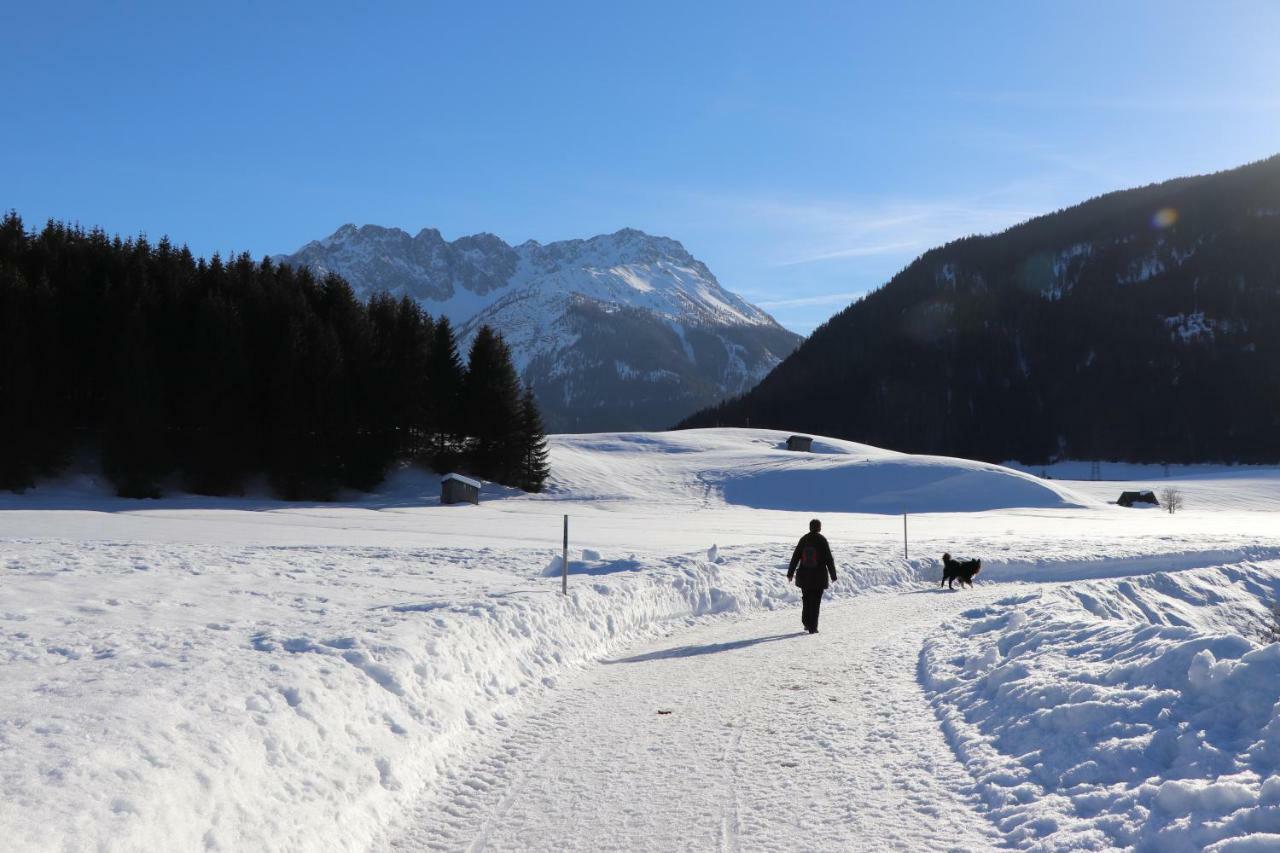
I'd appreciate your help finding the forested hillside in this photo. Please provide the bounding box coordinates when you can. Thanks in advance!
[681,156,1280,464]
[0,213,548,498]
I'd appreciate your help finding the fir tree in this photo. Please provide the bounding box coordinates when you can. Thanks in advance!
[462,325,522,483]
[426,316,465,469]
[0,256,63,489]
[516,386,550,492]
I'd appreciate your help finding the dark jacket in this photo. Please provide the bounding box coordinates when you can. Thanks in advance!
[788,532,837,590]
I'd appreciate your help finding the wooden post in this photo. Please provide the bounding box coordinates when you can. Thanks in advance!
[903,513,908,561]
[562,514,569,595]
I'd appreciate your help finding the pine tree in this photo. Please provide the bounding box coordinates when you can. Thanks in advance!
[516,386,550,492]
[462,325,522,483]
[0,258,62,490]
[426,316,465,469]
[101,297,170,498]
[396,297,432,459]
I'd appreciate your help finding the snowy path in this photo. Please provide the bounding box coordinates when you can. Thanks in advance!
[392,587,1012,852]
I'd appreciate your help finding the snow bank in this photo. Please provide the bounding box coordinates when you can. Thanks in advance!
[922,559,1280,851]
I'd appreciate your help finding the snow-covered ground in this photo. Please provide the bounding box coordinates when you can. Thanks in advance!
[4,429,1280,851]
[924,560,1280,851]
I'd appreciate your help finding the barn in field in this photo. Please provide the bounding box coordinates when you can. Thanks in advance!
[442,473,481,505]
[786,435,813,452]
[1117,490,1159,508]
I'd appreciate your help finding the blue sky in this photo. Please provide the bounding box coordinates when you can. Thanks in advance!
[5,2,1279,333]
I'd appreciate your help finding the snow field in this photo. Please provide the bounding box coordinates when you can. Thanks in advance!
[2,535,923,852]
[5,428,1280,851]
[923,560,1280,851]
[9,536,1268,851]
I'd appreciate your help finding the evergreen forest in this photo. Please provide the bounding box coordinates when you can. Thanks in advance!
[0,213,550,499]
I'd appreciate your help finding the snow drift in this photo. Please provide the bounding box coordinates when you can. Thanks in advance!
[923,559,1280,851]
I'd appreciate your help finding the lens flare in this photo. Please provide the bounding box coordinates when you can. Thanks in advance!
[1152,207,1178,228]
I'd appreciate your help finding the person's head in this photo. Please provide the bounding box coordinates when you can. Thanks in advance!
[809,518,821,533]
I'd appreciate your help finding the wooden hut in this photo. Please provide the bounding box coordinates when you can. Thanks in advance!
[786,435,813,452]
[442,473,481,505]
[1117,490,1159,508]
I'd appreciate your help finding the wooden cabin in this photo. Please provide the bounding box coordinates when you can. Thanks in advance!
[442,473,481,505]
[1117,490,1159,508]
[786,435,813,452]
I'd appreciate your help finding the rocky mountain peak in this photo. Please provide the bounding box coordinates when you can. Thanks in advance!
[275,222,802,431]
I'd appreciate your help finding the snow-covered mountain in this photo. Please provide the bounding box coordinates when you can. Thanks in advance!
[275,226,800,431]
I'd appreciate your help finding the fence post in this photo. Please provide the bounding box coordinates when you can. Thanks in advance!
[562,514,569,595]
[903,513,908,561]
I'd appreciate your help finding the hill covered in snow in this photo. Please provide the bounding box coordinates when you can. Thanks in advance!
[275,227,800,432]
[544,428,1092,513]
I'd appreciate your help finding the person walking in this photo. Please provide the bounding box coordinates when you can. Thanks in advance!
[787,518,837,634]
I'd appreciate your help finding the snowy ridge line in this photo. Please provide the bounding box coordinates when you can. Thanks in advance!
[920,559,1280,851]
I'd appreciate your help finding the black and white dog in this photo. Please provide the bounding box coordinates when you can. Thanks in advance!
[940,552,982,589]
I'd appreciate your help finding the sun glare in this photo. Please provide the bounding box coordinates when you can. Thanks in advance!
[1152,207,1179,228]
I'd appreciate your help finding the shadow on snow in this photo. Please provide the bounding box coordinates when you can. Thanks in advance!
[603,632,802,664]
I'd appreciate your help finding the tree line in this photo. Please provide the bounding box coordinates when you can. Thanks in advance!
[0,213,549,498]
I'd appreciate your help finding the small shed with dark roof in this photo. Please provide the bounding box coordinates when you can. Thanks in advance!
[442,473,481,505]
[1117,490,1159,508]
[786,435,813,452]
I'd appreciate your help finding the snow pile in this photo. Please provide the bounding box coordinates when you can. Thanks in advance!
[922,559,1280,851]
[547,429,1091,514]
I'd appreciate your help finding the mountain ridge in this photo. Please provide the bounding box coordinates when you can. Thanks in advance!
[680,154,1280,464]
[275,225,800,432]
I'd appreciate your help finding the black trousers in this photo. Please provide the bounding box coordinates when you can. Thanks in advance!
[801,587,825,631]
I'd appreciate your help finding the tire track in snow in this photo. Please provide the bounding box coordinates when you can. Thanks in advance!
[717,720,743,853]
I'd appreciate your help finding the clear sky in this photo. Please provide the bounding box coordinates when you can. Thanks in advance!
[5,1,1279,333]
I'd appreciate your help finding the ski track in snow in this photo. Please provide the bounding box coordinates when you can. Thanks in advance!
[391,590,1010,852]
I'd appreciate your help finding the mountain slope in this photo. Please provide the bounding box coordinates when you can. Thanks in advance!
[276,227,799,432]
[680,155,1280,464]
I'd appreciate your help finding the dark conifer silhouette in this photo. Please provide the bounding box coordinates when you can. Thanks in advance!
[463,325,524,482]
[516,387,551,492]
[0,213,552,497]
[426,316,466,470]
